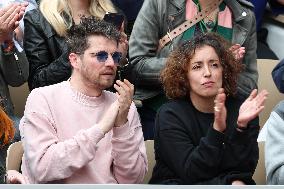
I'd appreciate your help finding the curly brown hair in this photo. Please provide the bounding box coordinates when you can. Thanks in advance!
[161,32,244,99]
[0,108,14,146]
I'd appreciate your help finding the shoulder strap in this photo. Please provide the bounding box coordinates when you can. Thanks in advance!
[157,0,223,52]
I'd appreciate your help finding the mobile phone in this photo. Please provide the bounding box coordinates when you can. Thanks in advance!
[103,12,124,30]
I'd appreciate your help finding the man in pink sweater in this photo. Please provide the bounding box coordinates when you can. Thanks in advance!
[19,17,148,184]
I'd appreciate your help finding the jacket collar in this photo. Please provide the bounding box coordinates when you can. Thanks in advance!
[171,0,249,22]
[170,0,185,10]
[224,0,247,22]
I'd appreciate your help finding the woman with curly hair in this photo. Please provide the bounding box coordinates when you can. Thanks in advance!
[0,107,29,184]
[149,33,268,185]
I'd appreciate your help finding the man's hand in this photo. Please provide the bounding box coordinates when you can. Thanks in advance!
[97,100,119,134]
[213,88,227,133]
[232,180,245,185]
[0,2,28,42]
[6,170,29,184]
[113,79,134,127]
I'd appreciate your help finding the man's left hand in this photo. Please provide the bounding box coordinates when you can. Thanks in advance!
[113,79,134,127]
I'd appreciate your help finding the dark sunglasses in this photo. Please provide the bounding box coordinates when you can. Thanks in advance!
[94,51,122,65]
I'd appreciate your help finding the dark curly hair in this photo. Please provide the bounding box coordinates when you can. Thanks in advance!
[161,32,244,99]
[66,16,121,54]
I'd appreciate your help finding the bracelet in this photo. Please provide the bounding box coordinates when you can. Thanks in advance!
[1,40,15,55]
[236,126,248,132]
[236,120,249,131]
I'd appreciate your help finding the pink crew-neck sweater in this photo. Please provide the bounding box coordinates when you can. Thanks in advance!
[20,81,147,184]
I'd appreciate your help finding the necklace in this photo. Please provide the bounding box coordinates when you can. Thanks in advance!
[203,7,219,30]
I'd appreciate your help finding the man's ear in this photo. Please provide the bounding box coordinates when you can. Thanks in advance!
[69,53,80,69]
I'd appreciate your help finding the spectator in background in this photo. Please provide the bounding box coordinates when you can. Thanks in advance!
[0,1,30,141]
[265,100,284,184]
[265,57,284,185]
[0,107,15,183]
[110,0,144,35]
[24,0,128,90]
[150,33,267,185]
[250,0,284,59]
[272,59,284,93]
[129,0,258,140]
[0,106,29,184]
[20,17,147,184]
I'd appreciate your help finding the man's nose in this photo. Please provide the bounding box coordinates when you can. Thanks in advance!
[104,56,115,67]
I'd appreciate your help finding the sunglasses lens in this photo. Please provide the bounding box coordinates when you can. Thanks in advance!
[112,52,122,64]
[96,51,108,62]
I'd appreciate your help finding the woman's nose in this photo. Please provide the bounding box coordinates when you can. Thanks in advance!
[203,65,211,77]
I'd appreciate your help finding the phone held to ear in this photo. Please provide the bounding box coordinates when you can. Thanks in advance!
[103,12,124,30]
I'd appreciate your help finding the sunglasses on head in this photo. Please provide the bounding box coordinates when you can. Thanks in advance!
[94,51,122,65]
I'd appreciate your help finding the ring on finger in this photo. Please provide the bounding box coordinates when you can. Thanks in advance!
[214,106,220,112]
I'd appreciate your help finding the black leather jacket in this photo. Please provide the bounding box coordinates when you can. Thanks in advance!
[24,9,71,90]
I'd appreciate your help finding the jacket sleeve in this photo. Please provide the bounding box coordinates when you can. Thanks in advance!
[20,90,106,183]
[236,10,258,100]
[24,10,71,90]
[272,59,284,93]
[265,102,284,184]
[128,0,167,87]
[0,48,29,87]
[111,103,148,183]
[156,106,227,184]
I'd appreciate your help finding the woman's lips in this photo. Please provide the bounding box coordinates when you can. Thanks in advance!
[202,81,215,87]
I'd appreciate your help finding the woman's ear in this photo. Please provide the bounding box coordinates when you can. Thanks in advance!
[69,53,80,69]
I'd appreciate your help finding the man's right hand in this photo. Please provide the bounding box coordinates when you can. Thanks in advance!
[0,2,28,43]
[97,100,119,134]
[6,170,29,184]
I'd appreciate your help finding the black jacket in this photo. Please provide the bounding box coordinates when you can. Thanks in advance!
[150,97,259,184]
[24,9,71,90]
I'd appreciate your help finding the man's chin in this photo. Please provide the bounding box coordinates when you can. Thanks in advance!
[100,81,115,90]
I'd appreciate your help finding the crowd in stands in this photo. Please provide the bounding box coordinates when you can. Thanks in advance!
[0,0,284,185]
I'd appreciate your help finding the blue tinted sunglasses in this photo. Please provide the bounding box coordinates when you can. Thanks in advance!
[95,51,122,65]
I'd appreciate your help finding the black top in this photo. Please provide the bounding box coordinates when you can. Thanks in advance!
[149,97,259,185]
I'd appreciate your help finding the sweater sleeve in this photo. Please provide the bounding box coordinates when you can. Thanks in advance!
[156,106,226,184]
[265,105,284,184]
[20,90,105,183]
[111,102,148,183]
